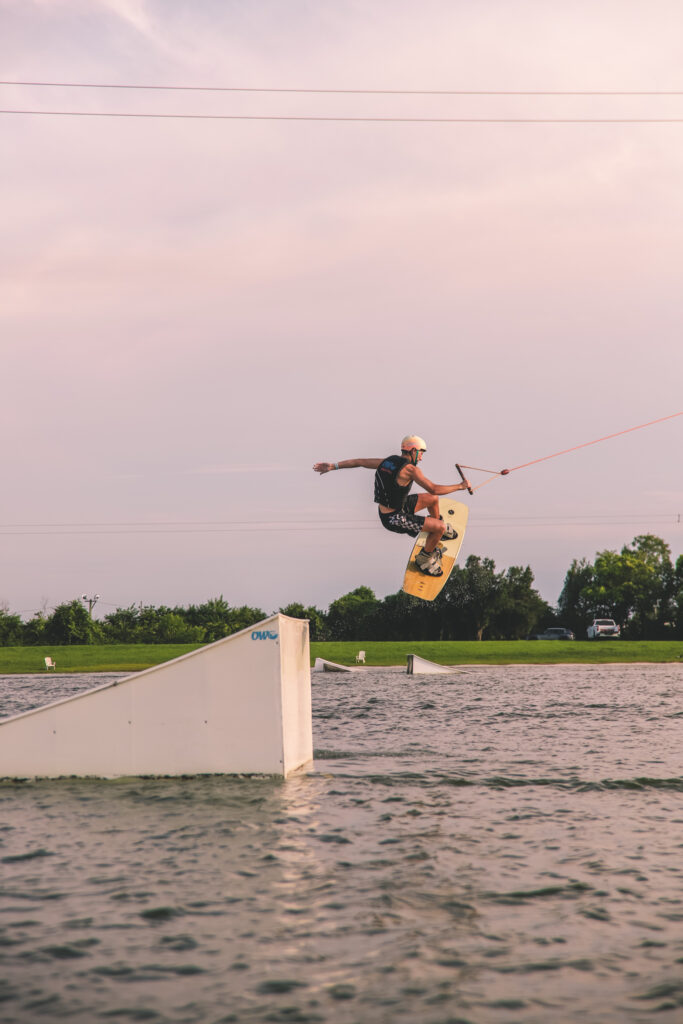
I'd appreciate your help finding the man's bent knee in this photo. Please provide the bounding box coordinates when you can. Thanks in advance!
[416,494,440,516]
[424,516,445,537]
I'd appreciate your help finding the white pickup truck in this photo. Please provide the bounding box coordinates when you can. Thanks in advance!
[587,618,621,639]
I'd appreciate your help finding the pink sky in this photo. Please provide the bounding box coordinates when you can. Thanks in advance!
[1,0,682,619]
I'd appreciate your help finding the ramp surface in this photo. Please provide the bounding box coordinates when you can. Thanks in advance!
[0,614,312,779]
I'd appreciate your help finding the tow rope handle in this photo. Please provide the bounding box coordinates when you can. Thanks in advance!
[455,463,474,495]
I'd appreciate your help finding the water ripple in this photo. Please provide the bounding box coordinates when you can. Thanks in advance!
[0,664,682,1022]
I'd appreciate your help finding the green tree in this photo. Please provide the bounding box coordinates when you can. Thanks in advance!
[0,607,23,646]
[182,596,233,643]
[442,556,501,640]
[129,605,207,643]
[673,555,683,638]
[492,565,551,639]
[21,613,47,646]
[436,557,548,640]
[557,558,595,636]
[102,598,266,644]
[102,605,140,643]
[621,535,674,638]
[326,586,380,641]
[133,605,169,643]
[374,590,436,640]
[581,549,630,621]
[225,604,268,635]
[44,600,102,645]
[279,603,329,641]
[154,612,205,644]
[559,534,676,639]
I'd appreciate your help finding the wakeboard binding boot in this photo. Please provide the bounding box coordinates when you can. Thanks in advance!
[415,547,444,577]
[439,517,458,542]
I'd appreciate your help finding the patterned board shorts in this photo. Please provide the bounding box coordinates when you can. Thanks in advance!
[378,493,425,537]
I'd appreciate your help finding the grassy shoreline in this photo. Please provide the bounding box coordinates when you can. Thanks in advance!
[0,644,202,675]
[0,640,681,674]
[312,640,683,666]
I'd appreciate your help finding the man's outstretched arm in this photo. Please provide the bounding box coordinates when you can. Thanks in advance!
[409,465,471,495]
[313,458,382,474]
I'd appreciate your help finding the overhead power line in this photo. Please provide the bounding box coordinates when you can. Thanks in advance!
[0,513,678,536]
[4,109,683,124]
[0,513,677,527]
[3,80,683,96]
[5,81,683,123]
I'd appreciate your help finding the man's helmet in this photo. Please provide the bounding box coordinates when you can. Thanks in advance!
[401,435,427,466]
[401,435,427,453]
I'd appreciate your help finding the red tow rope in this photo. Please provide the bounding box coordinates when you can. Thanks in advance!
[458,411,682,492]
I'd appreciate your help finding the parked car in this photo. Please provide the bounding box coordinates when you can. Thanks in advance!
[529,627,575,640]
[586,618,621,639]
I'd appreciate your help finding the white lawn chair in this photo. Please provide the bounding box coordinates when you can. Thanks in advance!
[355,650,366,664]
[44,657,57,671]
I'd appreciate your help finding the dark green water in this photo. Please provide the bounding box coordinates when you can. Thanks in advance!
[1,664,682,1023]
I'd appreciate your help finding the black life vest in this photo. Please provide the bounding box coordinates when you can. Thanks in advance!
[374,454,412,509]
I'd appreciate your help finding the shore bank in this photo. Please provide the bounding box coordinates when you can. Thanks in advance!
[312,640,683,666]
[0,639,681,674]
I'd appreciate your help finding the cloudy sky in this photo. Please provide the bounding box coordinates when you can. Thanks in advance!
[2,0,682,620]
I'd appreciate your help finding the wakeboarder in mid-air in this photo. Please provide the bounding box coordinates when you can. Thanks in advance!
[313,435,471,577]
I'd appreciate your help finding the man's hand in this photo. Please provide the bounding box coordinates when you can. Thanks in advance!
[313,462,334,474]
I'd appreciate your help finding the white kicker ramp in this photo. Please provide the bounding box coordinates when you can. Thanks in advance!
[0,614,312,779]
[406,654,451,675]
[312,658,357,673]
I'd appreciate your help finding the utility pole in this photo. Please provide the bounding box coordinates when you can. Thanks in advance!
[81,593,100,617]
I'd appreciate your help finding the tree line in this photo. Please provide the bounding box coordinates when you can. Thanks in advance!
[1,534,681,646]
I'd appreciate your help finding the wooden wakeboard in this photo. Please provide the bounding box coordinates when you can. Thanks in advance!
[402,499,469,601]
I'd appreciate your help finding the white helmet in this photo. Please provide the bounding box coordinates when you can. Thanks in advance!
[401,435,427,453]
